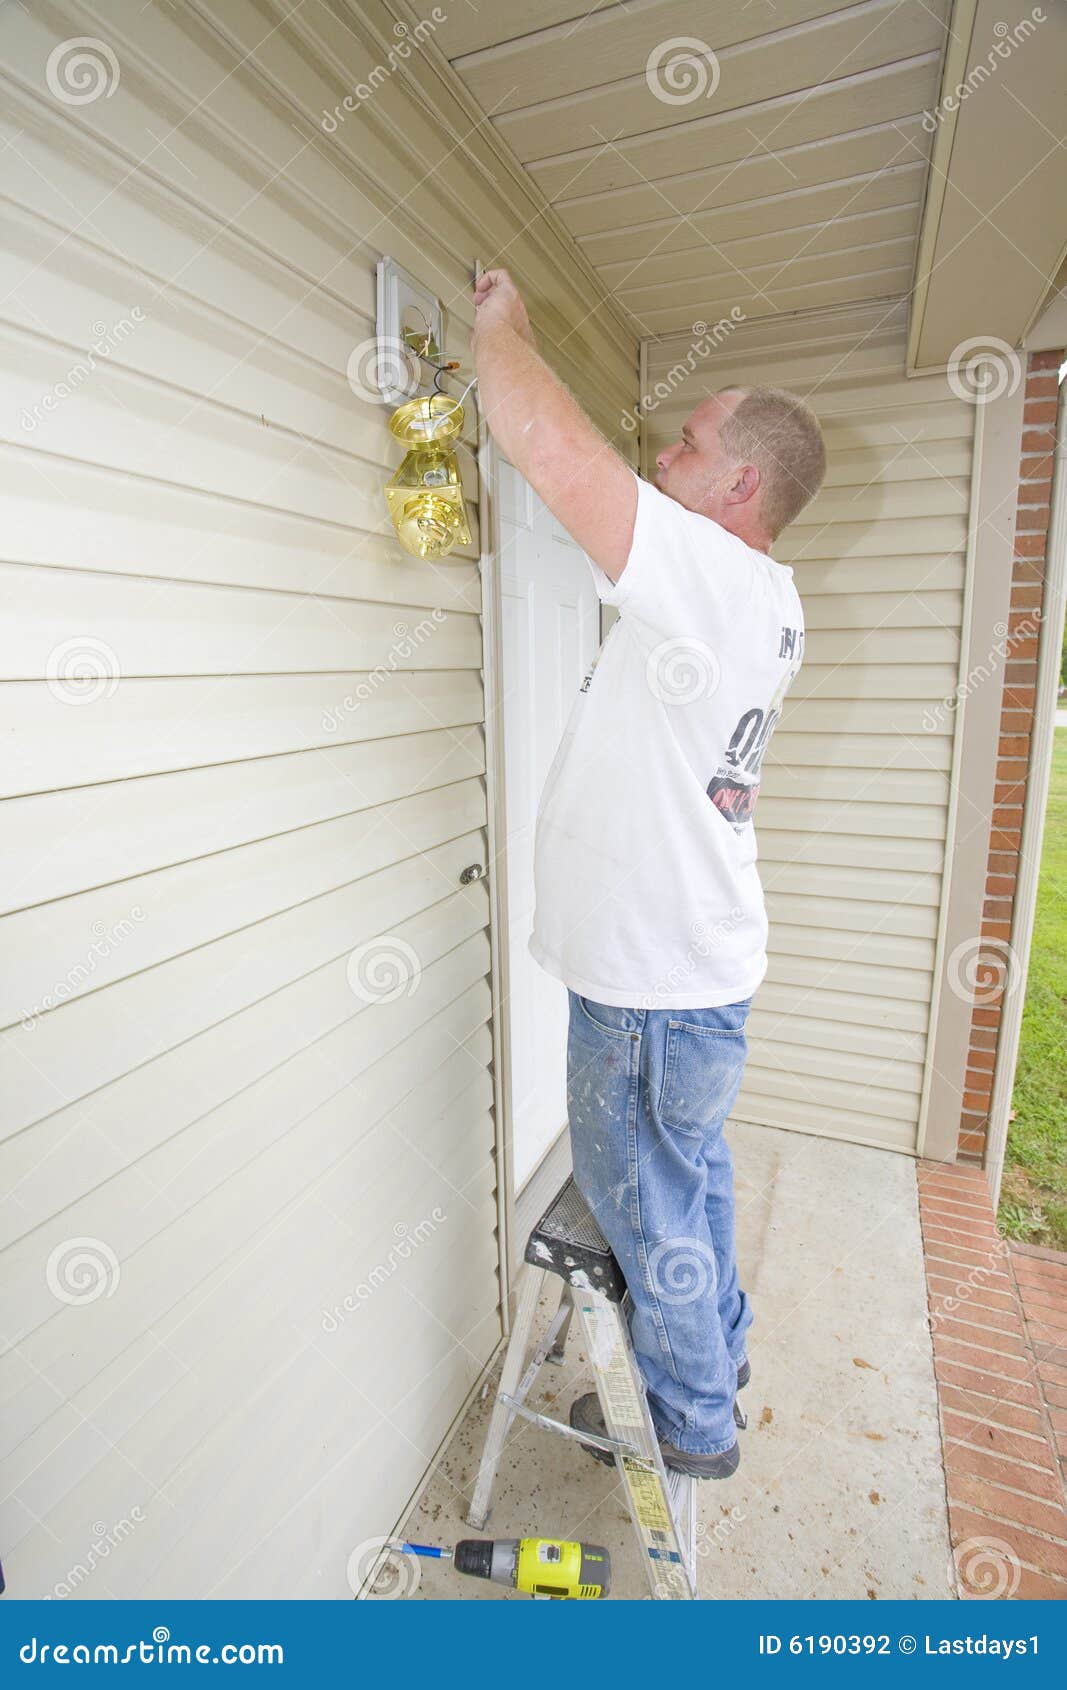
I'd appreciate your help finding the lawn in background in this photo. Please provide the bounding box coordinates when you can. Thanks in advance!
[998,725,1067,1250]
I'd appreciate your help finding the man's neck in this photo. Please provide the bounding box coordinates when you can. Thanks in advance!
[709,507,774,556]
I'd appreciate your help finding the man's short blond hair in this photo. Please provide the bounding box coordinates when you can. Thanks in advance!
[719,386,826,539]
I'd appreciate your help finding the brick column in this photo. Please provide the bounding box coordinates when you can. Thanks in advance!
[957,350,1063,1164]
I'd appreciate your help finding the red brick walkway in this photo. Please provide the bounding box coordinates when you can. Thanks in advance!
[1012,1242,1067,1491]
[917,1160,1067,1599]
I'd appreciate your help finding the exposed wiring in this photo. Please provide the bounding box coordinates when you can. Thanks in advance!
[399,306,478,450]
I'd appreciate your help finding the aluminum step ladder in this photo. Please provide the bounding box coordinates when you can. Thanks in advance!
[467,1177,700,1600]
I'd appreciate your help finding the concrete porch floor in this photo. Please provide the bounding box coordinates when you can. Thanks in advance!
[399,1120,955,1601]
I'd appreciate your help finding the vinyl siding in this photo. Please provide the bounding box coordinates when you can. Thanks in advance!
[433,0,950,338]
[0,0,636,1599]
[644,302,976,1155]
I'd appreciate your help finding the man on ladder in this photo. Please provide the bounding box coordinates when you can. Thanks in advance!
[473,271,826,1484]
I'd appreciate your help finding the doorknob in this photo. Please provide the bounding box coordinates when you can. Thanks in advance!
[460,863,487,884]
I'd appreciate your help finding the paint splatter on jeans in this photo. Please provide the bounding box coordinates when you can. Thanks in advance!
[566,990,752,1455]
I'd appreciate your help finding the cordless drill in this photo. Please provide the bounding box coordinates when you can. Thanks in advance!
[402,1536,611,1599]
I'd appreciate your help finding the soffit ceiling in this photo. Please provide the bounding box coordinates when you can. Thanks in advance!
[411,0,953,341]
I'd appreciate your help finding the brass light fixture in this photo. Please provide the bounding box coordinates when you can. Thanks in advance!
[384,394,471,561]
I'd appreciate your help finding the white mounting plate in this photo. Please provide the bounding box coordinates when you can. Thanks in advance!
[375,257,442,406]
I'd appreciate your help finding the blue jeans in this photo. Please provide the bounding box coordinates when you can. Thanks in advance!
[566,991,752,1455]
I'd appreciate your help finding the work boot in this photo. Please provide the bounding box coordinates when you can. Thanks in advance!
[569,1383,743,1480]
[656,1435,740,1480]
[568,1392,617,1469]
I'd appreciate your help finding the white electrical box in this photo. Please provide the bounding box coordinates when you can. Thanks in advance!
[374,257,443,406]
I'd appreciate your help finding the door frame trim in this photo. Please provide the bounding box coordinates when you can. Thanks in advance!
[476,376,518,1331]
[919,379,1025,1159]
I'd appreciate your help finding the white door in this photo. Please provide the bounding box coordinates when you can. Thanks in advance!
[498,461,602,1188]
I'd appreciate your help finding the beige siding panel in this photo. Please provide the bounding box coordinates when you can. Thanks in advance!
[762,857,943,904]
[1,853,490,1149]
[759,827,943,875]
[0,448,481,607]
[451,0,848,115]
[641,306,972,1154]
[0,0,636,1601]
[755,979,929,1035]
[802,590,962,630]
[780,517,968,561]
[822,439,973,487]
[2,729,485,910]
[785,555,966,596]
[467,0,949,338]
[2,962,495,1279]
[768,732,954,772]
[2,961,493,1350]
[618,239,919,316]
[2,778,486,1029]
[748,1006,925,1066]
[765,950,930,1006]
[3,564,481,678]
[733,1089,919,1154]
[528,59,941,201]
[494,5,947,154]
[765,891,939,943]
[599,206,920,294]
[4,672,485,798]
[579,156,926,257]
[436,0,843,63]
[636,265,917,336]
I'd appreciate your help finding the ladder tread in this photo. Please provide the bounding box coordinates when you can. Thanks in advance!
[525,1177,628,1303]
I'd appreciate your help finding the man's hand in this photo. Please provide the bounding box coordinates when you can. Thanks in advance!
[473,268,535,348]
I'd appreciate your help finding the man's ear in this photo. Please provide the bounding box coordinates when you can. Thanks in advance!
[725,462,761,507]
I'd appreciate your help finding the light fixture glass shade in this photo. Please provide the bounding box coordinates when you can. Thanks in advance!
[385,395,472,560]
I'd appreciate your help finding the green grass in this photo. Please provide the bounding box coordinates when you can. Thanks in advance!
[998,725,1067,1250]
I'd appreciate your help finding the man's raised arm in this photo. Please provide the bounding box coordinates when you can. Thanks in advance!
[472,269,637,583]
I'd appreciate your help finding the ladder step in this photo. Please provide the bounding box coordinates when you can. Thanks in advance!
[524,1177,628,1304]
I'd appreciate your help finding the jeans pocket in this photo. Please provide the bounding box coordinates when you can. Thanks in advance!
[574,995,642,1038]
[657,1019,748,1136]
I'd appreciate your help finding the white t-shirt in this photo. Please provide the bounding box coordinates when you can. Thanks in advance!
[529,473,804,1010]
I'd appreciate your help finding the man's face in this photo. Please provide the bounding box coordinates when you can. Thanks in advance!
[654,390,745,516]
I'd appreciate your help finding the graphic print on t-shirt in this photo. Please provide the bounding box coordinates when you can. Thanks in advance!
[706,624,804,832]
